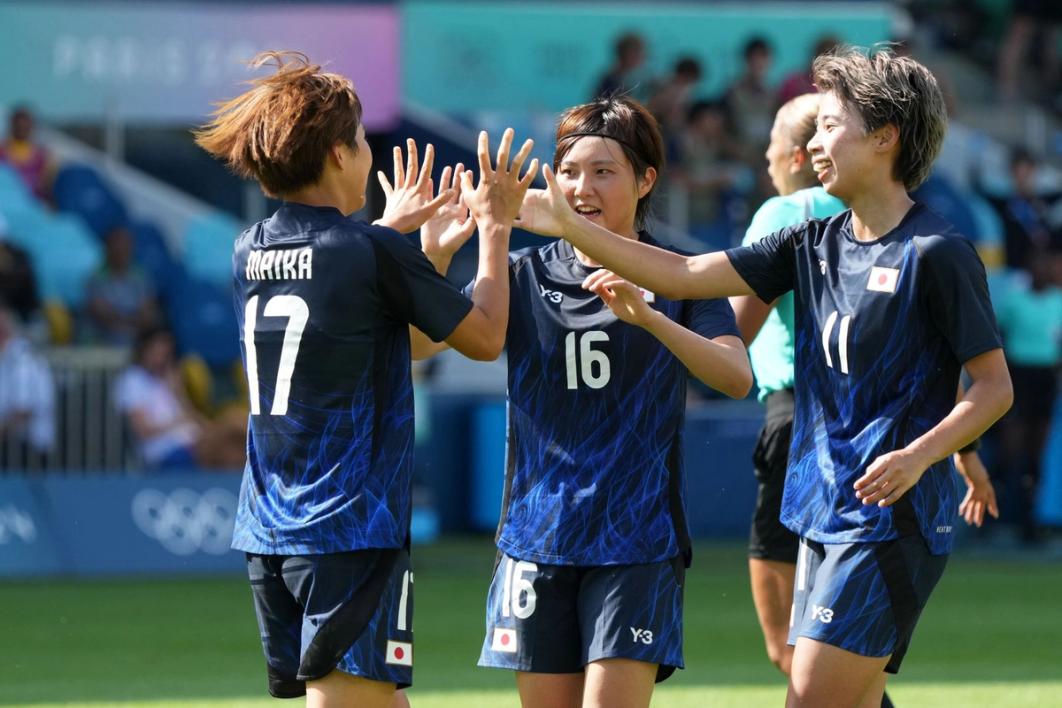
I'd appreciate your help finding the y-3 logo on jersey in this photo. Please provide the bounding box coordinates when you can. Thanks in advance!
[539,284,563,304]
[811,605,834,623]
[630,627,654,644]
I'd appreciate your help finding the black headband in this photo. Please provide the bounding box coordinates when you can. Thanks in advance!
[557,131,638,154]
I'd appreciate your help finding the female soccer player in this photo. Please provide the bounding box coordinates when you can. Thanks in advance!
[194,51,537,708]
[413,96,751,708]
[730,92,999,705]
[518,46,1013,708]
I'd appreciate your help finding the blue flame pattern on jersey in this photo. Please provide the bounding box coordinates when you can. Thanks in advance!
[492,235,739,565]
[727,204,1002,555]
[230,203,472,555]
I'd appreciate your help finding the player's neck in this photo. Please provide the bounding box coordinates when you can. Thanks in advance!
[575,228,639,267]
[284,175,363,217]
[847,185,914,242]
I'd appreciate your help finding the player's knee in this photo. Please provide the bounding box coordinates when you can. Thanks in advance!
[767,641,793,676]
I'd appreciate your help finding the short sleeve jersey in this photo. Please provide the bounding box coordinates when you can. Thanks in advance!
[741,187,846,401]
[230,203,472,555]
[488,235,740,566]
[726,204,1002,555]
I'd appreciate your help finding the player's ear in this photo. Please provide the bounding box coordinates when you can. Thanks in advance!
[789,145,808,174]
[328,142,347,170]
[637,166,657,198]
[872,123,899,154]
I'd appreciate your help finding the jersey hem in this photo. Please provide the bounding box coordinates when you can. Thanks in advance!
[496,537,676,567]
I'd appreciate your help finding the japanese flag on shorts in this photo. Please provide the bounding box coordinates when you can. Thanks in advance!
[386,640,413,666]
[491,627,518,653]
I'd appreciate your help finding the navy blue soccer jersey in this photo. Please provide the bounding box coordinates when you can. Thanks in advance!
[487,234,739,566]
[726,203,1002,555]
[230,203,472,555]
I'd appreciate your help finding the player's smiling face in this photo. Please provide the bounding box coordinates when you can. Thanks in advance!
[807,91,877,202]
[556,136,652,239]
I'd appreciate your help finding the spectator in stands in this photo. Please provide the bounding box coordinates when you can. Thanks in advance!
[0,105,55,202]
[995,251,1062,545]
[0,298,55,470]
[997,1,1061,102]
[114,325,247,472]
[724,36,776,160]
[649,56,703,137]
[982,147,1062,271]
[593,32,649,101]
[84,225,160,346]
[776,35,840,106]
[676,99,747,248]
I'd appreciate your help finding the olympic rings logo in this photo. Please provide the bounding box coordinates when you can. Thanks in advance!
[131,488,237,556]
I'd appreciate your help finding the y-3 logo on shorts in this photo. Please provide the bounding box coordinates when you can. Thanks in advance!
[539,285,563,304]
[630,627,654,645]
[811,605,834,624]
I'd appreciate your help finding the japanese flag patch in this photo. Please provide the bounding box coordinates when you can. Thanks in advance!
[639,288,656,303]
[386,640,413,666]
[866,266,899,293]
[491,627,518,653]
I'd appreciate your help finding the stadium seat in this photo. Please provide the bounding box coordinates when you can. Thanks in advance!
[130,220,184,304]
[22,213,100,309]
[168,275,241,370]
[182,212,242,285]
[0,163,35,212]
[52,164,129,239]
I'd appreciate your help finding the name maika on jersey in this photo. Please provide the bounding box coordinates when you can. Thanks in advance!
[245,247,313,280]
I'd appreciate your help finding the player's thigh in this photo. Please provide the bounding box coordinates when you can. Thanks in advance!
[789,537,947,675]
[583,657,657,708]
[515,671,584,708]
[285,548,414,690]
[578,556,685,683]
[479,553,583,674]
[786,637,890,708]
[306,669,396,708]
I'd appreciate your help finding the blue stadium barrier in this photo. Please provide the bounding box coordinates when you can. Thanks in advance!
[0,472,441,578]
[53,163,129,239]
[182,212,242,285]
[1037,397,1062,527]
[0,478,65,577]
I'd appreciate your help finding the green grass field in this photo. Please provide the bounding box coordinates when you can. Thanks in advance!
[2,539,1061,707]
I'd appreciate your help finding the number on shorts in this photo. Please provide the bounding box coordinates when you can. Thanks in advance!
[501,558,538,620]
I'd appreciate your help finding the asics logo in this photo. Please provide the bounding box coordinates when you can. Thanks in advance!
[131,488,237,556]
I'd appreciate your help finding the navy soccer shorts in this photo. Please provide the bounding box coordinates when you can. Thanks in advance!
[246,547,414,697]
[788,536,947,673]
[478,551,685,682]
[748,388,800,563]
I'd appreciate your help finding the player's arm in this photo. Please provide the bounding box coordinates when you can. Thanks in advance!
[517,166,754,301]
[439,129,538,361]
[586,272,753,399]
[951,380,999,527]
[854,348,1012,507]
[729,294,777,345]
[408,163,477,360]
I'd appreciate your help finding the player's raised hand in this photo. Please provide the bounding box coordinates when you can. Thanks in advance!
[585,270,658,328]
[420,163,477,262]
[515,165,579,238]
[853,448,930,507]
[954,450,999,527]
[375,139,455,234]
[460,129,538,232]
